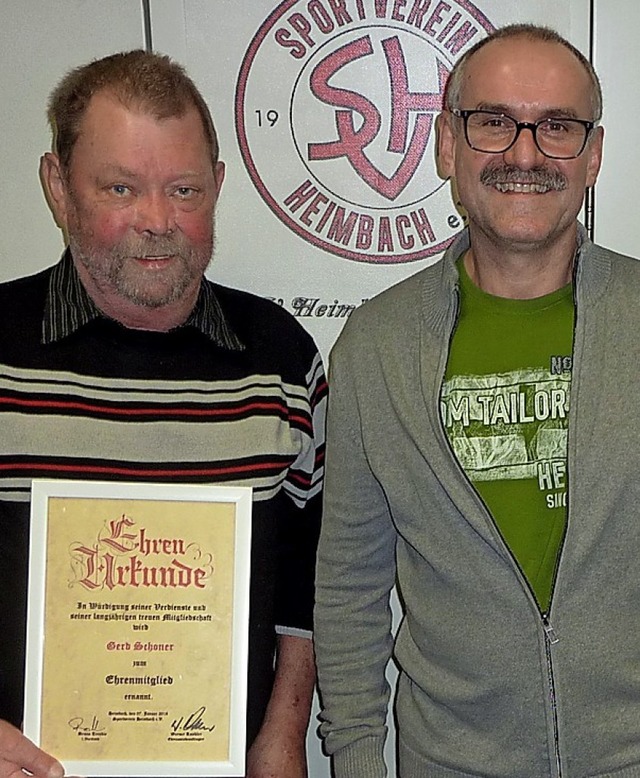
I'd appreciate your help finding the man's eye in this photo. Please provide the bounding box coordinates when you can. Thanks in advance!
[542,120,569,134]
[110,184,130,196]
[473,115,509,131]
[175,186,199,199]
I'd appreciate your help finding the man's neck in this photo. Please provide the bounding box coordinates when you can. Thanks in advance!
[94,293,198,332]
[86,281,199,332]
[71,259,201,332]
[464,226,578,300]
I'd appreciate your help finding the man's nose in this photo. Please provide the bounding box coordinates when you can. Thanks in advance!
[503,125,547,170]
[135,193,176,235]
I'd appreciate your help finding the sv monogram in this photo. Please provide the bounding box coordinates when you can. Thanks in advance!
[308,35,449,200]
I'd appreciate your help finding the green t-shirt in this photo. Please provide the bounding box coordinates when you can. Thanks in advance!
[442,259,574,611]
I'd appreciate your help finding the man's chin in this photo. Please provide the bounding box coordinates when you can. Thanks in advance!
[115,278,191,309]
[478,215,569,251]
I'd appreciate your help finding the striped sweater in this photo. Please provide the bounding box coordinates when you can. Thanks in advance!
[0,257,327,746]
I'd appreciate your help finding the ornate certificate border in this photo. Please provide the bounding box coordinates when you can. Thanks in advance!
[23,479,252,777]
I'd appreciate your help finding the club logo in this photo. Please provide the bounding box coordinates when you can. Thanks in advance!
[236,0,494,264]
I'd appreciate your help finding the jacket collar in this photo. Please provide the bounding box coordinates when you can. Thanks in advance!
[423,224,612,332]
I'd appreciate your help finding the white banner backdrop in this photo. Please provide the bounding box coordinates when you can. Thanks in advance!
[148,3,590,775]
[592,0,640,258]
[0,2,603,777]
[0,0,146,279]
[150,0,589,358]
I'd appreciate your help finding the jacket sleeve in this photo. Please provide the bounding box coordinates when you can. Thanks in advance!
[314,328,397,778]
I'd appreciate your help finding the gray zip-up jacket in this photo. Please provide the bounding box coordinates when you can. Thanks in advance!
[315,228,640,778]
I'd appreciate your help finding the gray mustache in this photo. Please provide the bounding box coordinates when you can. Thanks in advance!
[480,165,567,191]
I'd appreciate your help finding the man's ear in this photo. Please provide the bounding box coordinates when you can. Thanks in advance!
[585,125,604,189]
[436,111,456,181]
[39,152,70,232]
[212,160,226,203]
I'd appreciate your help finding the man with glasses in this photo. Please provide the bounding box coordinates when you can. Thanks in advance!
[315,23,640,778]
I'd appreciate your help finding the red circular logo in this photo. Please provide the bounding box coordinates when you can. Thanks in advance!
[236,0,494,263]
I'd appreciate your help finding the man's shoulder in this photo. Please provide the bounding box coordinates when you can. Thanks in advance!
[0,267,51,326]
[0,266,51,298]
[588,240,640,268]
[337,258,447,342]
[208,280,321,359]
[583,240,640,301]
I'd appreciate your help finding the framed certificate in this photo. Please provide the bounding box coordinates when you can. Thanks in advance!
[23,479,252,777]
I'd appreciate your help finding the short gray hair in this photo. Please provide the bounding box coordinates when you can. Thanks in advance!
[444,24,602,122]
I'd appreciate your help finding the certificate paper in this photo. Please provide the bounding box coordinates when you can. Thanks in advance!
[24,479,252,777]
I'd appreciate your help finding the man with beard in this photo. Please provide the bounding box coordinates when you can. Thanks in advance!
[315,24,640,778]
[0,51,326,778]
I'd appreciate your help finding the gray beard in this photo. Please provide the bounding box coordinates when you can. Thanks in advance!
[69,226,215,310]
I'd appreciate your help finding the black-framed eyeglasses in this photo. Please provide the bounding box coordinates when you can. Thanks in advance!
[450,109,596,159]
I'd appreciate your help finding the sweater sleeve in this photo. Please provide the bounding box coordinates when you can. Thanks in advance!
[276,342,328,634]
[314,327,397,778]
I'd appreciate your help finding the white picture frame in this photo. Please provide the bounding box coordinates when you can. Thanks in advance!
[24,479,252,777]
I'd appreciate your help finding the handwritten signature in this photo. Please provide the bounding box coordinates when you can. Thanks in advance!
[170,706,215,733]
[68,715,106,734]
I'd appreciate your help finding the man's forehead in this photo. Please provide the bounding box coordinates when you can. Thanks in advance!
[465,36,571,70]
[65,90,214,181]
[459,37,592,110]
[81,89,186,126]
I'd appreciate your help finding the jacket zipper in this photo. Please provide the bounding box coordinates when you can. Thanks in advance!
[540,253,581,778]
[438,282,569,777]
[539,252,582,777]
[542,613,562,777]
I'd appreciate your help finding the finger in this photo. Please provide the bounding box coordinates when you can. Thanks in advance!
[0,721,64,778]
